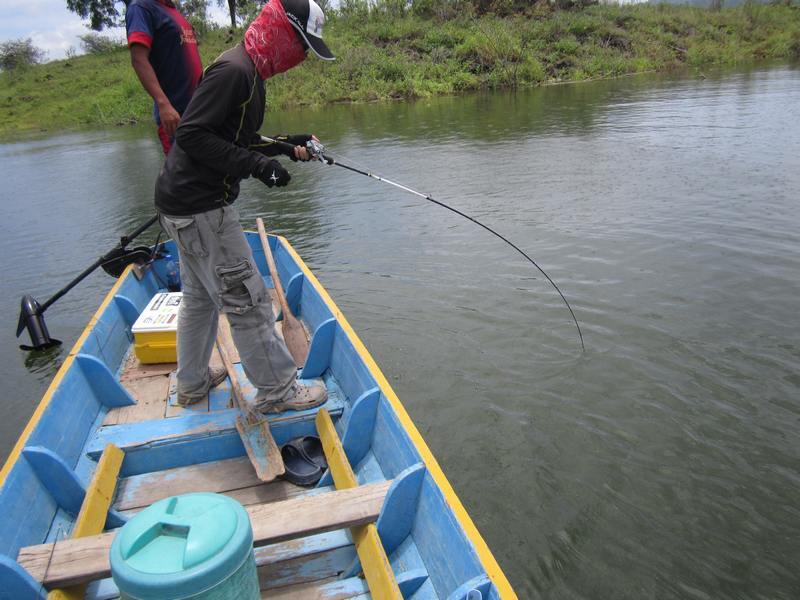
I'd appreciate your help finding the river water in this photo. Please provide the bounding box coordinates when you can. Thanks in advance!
[1,65,799,598]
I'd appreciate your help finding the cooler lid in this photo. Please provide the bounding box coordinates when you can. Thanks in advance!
[110,493,253,599]
[131,292,182,333]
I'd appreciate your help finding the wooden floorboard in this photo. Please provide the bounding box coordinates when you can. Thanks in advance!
[164,370,210,418]
[258,544,356,593]
[265,577,338,599]
[109,313,243,425]
[110,304,302,425]
[114,456,262,510]
[117,482,329,518]
[102,375,170,426]
[114,456,332,516]
[118,351,176,383]
[265,576,370,599]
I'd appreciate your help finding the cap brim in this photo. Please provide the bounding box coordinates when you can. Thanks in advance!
[290,23,335,61]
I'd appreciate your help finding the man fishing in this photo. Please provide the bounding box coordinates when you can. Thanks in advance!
[155,0,335,411]
[126,0,203,154]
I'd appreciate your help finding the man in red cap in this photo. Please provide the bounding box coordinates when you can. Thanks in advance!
[154,0,336,412]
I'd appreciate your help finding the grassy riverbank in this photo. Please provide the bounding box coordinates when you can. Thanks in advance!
[1,3,799,138]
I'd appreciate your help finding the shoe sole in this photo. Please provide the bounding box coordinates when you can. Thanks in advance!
[176,396,206,407]
[261,394,327,414]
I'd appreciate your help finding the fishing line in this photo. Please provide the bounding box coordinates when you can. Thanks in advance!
[262,136,585,352]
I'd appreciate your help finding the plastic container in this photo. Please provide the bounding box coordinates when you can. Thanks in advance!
[110,493,259,600]
[165,257,181,292]
[131,292,181,364]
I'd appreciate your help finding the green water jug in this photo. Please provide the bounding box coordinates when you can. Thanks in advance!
[109,492,260,600]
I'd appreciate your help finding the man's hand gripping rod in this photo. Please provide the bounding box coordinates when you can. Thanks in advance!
[261,135,331,164]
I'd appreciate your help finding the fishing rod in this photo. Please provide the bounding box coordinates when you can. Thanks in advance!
[263,136,585,352]
[16,214,159,351]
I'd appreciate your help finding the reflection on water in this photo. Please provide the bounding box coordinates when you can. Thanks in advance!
[2,64,800,598]
[22,345,64,381]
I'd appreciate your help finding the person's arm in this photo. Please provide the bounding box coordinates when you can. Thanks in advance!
[129,44,180,137]
[175,61,265,179]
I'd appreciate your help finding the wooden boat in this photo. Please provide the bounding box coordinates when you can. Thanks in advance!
[0,232,515,599]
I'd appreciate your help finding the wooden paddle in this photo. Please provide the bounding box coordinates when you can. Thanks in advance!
[256,217,309,367]
[215,334,284,482]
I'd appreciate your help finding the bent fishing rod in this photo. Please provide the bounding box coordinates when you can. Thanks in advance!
[263,136,585,352]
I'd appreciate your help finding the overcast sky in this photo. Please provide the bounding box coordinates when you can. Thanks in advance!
[0,0,229,61]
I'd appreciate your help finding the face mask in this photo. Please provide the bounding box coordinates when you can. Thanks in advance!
[244,0,306,80]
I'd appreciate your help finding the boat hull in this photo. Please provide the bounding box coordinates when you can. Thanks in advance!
[0,233,515,599]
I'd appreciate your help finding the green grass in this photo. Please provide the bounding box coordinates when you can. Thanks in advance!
[1,4,799,138]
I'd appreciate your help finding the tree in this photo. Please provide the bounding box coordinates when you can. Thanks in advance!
[182,0,212,35]
[0,38,46,71]
[66,0,125,31]
[218,0,238,29]
[218,0,267,31]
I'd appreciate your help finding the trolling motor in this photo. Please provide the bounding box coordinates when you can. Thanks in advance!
[15,215,159,351]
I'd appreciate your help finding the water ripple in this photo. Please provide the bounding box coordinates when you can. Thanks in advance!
[2,65,800,599]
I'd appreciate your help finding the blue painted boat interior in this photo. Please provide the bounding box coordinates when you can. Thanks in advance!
[0,233,502,599]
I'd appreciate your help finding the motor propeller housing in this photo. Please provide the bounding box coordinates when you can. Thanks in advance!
[16,295,61,351]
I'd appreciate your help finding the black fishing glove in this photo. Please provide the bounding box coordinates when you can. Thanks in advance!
[272,134,313,161]
[253,156,291,188]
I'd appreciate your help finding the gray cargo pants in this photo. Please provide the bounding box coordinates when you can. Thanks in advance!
[159,205,296,404]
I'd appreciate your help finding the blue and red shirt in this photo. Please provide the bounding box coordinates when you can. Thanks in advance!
[126,0,202,123]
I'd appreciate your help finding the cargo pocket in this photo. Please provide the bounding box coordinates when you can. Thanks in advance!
[216,259,268,315]
[161,215,207,258]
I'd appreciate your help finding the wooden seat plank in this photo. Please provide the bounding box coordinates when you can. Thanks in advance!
[18,480,392,589]
[87,392,345,459]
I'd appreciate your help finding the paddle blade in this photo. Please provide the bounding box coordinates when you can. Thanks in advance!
[235,415,285,482]
[281,313,309,368]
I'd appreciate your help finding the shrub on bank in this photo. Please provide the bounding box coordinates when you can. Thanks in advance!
[79,33,127,55]
[0,39,46,72]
